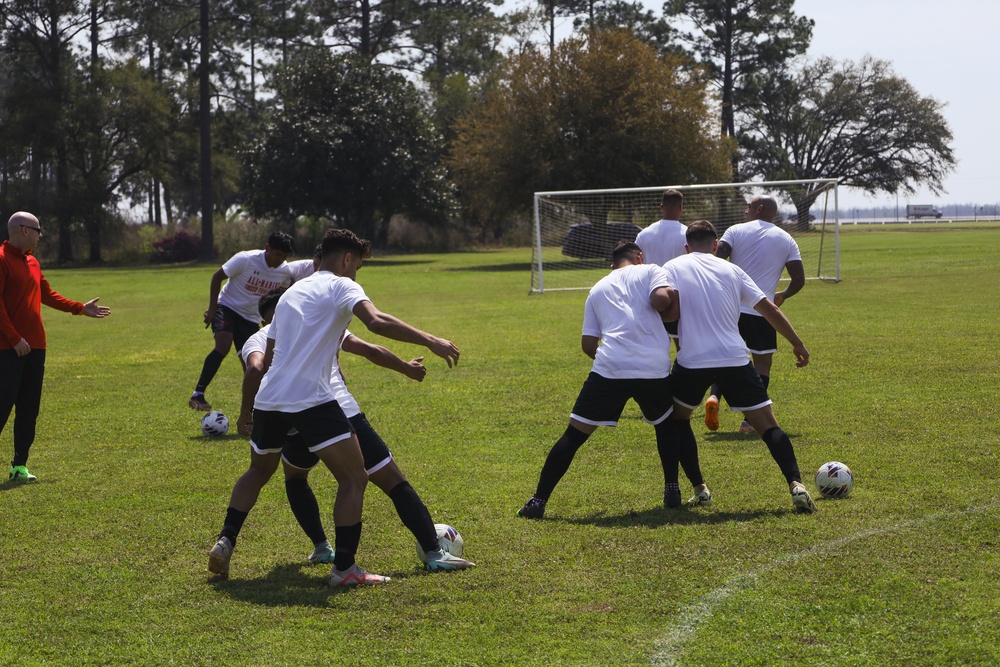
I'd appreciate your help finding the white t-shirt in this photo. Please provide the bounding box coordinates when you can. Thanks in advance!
[635,219,687,267]
[720,220,801,316]
[288,259,316,283]
[241,324,361,418]
[582,264,672,379]
[218,250,294,323]
[254,271,369,412]
[662,253,766,369]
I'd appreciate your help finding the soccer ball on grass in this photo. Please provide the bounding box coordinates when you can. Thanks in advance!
[201,410,229,437]
[416,524,464,563]
[815,461,853,498]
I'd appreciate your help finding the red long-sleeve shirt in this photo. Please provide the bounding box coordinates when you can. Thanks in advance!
[0,240,84,350]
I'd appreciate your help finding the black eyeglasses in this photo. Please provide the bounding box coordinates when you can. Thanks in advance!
[21,225,42,236]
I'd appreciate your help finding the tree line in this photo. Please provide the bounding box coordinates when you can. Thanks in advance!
[0,0,955,262]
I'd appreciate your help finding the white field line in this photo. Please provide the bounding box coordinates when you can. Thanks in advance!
[650,503,997,667]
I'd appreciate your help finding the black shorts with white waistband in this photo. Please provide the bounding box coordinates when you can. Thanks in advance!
[670,362,771,413]
[570,372,673,427]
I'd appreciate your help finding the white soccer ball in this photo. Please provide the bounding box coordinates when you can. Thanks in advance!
[201,410,229,437]
[416,523,464,563]
[815,461,853,498]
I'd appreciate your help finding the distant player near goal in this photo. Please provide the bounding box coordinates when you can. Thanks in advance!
[662,220,815,513]
[704,195,805,434]
[635,188,687,346]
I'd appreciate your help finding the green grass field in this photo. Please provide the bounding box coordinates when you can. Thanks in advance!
[2,226,999,666]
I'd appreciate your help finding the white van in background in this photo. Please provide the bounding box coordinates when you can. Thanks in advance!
[906,204,943,219]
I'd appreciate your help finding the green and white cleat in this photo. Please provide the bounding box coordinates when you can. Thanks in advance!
[687,485,713,506]
[791,482,817,514]
[8,465,37,483]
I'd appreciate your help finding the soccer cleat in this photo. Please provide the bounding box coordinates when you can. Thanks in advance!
[307,541,335,564]
[517,497,546,519]
[664,488,682,508]
[739,420,756,434]
[208,536,234,577]
[424,550,476,572]
[189,394,212,411]
[687,485,713,506]
[790,482,817,514]
[704,396,720,431]
[8,465,37,482]
[329,563,391,587]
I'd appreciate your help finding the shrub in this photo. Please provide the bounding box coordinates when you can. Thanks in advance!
[150,231,211,262]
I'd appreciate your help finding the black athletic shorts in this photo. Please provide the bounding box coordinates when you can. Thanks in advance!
[251,400,354,455]
[738,313,777,355]
[212,304,260,353]
[570,372,673,427]
[282,413,392,474]
[670,362,771,413]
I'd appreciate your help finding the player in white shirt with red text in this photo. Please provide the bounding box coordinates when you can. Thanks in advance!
[189,231,295,411]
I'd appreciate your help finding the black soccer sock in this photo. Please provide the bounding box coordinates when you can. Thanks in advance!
[220,507,249,546]
[709,383,720,399]
[672,419,704,487]
[761,426,801,485]
[333,522,363,572]
[534,425,591,501]
[195,350,226,394]
[654,420,681,486]
[388,481,438,554]
[285,478,327,545]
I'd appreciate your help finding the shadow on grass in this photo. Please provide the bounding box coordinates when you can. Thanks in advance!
[208,562,422,607]
[0,480,42,494]
[561,505,792,529]
[701,430,802,442]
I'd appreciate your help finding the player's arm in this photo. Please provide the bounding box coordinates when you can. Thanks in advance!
[237,350,266,436]
[754,298,809,367]
[650,286,678,322]
[342,334,426,382]
[203,268,227,327]
[352,300,459,367]
[581,335,599,359]
[774,259,805,307]
[715,240,732,260]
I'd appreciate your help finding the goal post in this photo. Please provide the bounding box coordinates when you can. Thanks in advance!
[531,178,840,293]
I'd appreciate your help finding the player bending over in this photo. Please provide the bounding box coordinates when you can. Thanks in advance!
[517,241,706,519]
[661,220,816,513]
[236,288,473,573]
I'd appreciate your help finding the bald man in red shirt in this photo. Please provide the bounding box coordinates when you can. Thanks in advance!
[1,211,110,482]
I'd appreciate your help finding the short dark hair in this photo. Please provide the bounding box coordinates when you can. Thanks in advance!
[312,244,322,261]
[661,189,684,208]
[611,240,642,264]
[321,228,372,259]
[685,220,718,246]
[257,287,286,319]
[267,231,294,254]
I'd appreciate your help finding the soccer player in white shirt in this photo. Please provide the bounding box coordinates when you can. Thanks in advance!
[662,220,816,513]
[235,289,474,573]
[517,241,706,519]
[636,189,687,347]
[208,229,460,586]
[704,195,805,433]
[189,231,295,412]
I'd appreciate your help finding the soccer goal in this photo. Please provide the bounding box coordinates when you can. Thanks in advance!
[531,178,840,293]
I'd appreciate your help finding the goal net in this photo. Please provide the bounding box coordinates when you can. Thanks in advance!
[531,178,840,293]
